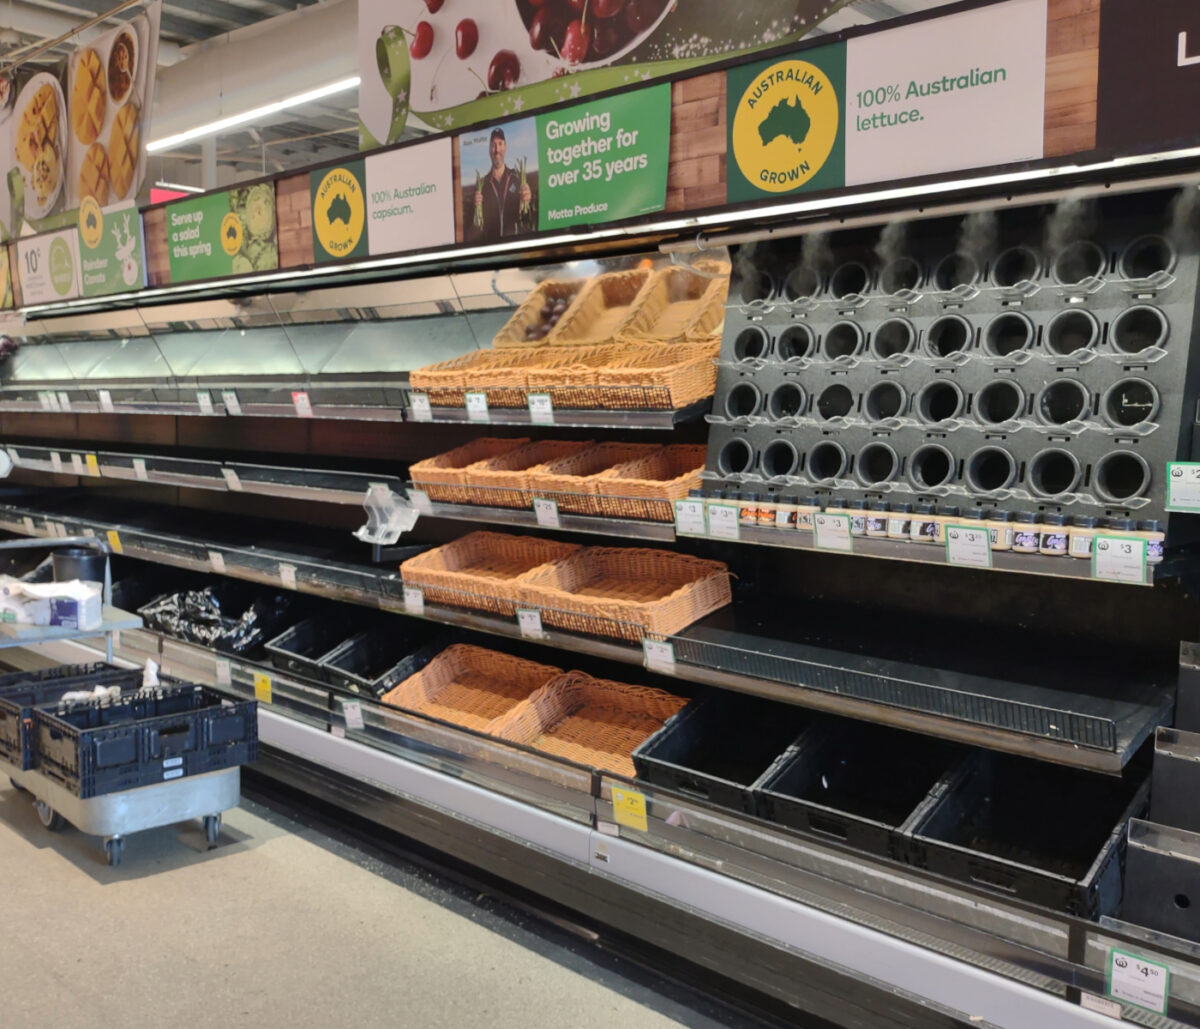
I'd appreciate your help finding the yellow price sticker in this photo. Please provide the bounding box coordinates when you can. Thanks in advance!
[253,672,273,704]
[611,787,648,833]
[85,453,100,475]
[105,529,123,554]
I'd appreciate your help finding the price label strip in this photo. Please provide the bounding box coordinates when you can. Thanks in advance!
[813,513,853,553]
[342,700,365,731]
[279,563,298,589]
[84,453,100,476]
[132,458,148,481]
[408,393,433,422]
[253,671,273,705]
[221,390,242,416]
[208,550,226,574]
[643,638,676,675]
[706,503,740,541]
[1168,462,1200,512]
[516,608,545,639]
[106,530,123,555]
[674,499,707,536]
[1107,949,1170,1014]
[97,389,115,413]
[403,586,425,616]
[57,391,71,411]
[465,392,490,423]
[1093,535,1147,584]
[533,497,560,529]
[611,787,649,833]
[221,467,243,492]
[216,659,232,687]
[291,390,314,418]
[196,391,215,415]
[527,392,554,425]
[945,524,992,568]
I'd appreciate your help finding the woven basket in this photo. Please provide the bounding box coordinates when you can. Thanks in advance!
[550,269,652,347]
[410,437,529,504]
[617,266,722,345]
[523,344,632,409]
[493,279,589,348]
[410,350,536,407]
[461,439,594,508]
[400,531,580,616]
[515,546,732,642]
[524,442,662,516]
[379,644,563,734]
[686,271,731,343]
[594,342,718,410]
[490,671,687,777]
[593,444,707,522]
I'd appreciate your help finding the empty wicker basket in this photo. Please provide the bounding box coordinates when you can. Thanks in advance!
[490,671,687,777]
[550,269,652,347]
[524,442,662,516]
[410,437,529,505]
[400,531,581,616]
[618,266,728,345]
[409,349,539,407]
[594,342,718,410]
[516,546,732,641]
[524,344,630,409]
[461,439,594,508]
[379,644,563,734]
[593,444,707,522]
[493,279,589,348]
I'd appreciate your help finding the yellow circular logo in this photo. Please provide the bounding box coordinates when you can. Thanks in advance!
[732,60,839,193]
[313,167,365,258]
[220,211,244,257]
[79,196,103,250]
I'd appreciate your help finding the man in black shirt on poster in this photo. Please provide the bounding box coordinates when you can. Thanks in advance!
[473,128,535,239]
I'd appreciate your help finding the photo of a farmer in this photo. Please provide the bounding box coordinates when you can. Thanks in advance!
[462,120,538,241]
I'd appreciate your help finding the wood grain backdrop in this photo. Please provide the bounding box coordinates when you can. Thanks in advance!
[1044,0,1101,157]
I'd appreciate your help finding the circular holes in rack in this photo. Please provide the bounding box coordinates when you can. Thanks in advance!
[1051,241,1106,285]
[908,444,955,489]
[1028,448,1082,498]
[916,380,965,424]
[784,266,823,301]
[717,437,756,476]
[1111,305,1169,354]
[1101,377,1160,428]
[807,441,848,482]
[1045,309,1099,356]
[983,312,1035,357]
[965,447,1017,493]
[864,380,906,422]
[925,315,973,358]
[768,381,807,420]
[739,271,775,305]
[872,318,916,359]
[856,443,899,486]
[975,380,1024,425]
[1094,451,1151,503]
[990,246,1041,287]
[879,256,923,295]
[733,325,770,361]
[816,383,855,420]
[761,439,801,479]
[821,321,865,360]
[724,382,763,420]
[829,261,872,299]
[1120,235,1176,280]
[1038,379,1091,425]
[777,323,815,361]
[933,251,981,291]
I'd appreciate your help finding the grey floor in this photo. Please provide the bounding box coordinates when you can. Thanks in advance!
[0,780,768,1029]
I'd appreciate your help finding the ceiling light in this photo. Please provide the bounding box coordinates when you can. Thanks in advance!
[147,76,361,153]
[153,181,204,194]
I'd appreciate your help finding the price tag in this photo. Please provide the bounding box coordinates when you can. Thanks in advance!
[403,586,424,616]
[70,453,84,475]
[533,497,560,528]
[527,393,554,425]
[1108,949,1170,1014]
[343,701,365,731]
[1168,462,1200,511]
[407,488,433,514]
[674,499,707,536]
[408,393,433,422]
[465,392,489,422]
[196,391,215,415]
[1080,994,1122,1019]
[253,671,273,704]
[98,389,114,413]
[106,529,123,554]
[706,503,740,541]
[221,467,243,492]
[945,524,992,569]
[38,391,54,411]
[132,458,148,481]
[279,563,297,589]
[208,551,226,574]
[50,451,63,472]
[517,608,545,639]
[1093,535,1147,584]
[643,638,676,675]
[21,516,34,535]
[331,725,346,738]
[221,390,242,416]
[814,513,853,553]
[215,659,232,687]
[291,390,314,418]
[56,391,71,412]
[50,522,66,538]
[84,453,99,476]
[611,787,649,833]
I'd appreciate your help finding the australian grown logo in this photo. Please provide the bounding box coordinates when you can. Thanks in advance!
[315,167,365,256]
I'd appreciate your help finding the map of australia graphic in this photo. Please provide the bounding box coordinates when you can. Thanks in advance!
[759,95,811,148]
[327,193,352,226]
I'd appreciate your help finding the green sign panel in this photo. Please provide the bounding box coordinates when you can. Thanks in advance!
[311,160,368,262]
[726,43,847,204]
[535,84,670,232]
[78,199,146,298]
[168,185,279,284]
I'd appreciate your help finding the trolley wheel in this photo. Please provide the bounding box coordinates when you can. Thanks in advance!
[104,837,123,867]
[34,800,63,831]
[9,777,27,793]
[204,815,221,846]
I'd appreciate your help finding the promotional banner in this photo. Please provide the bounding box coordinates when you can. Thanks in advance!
[78,198,145,297]
[311,160,367,263]
[15,228,80,304]
[358,0,883,146]
[365,137,454,255]
[167,184,280,283]
[0,2,161,240]
[0,247,11,309]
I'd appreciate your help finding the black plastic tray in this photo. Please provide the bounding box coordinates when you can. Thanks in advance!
[632,695,810,814]
[908,751,1150,916]
[755,717,962,860]
[320,631,446,698]
[263,611,358,683]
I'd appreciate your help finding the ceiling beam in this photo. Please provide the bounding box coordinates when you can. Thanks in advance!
[45,0,231,41]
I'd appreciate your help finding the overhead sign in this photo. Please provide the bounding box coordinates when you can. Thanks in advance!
[311,160,367,262]
[15,228,80,303]
[167,184,279,282]
[365,138,453,256]
[78,198,145,297]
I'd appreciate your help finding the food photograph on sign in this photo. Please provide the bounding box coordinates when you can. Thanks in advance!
[460,118,538,241]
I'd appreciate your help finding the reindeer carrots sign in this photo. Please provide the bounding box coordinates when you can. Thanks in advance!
[77,197,145,297]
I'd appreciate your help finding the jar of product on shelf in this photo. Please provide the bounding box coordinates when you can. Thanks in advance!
[1012,512,1040,554]
[866,500,889,537]
[1038,513,1069,557]
[887,503,912,540]
[1068,516,1097,559]
[910,503,938,543]
[1138,519,1165,564]
[844,499,867,537]
[932,505,959,544]
[1105,517,1136,538]
[797,496,820,531]
[736,491,758,526]
[757,492,778,527]
[986,509,1014,551]
[774,494,800,529]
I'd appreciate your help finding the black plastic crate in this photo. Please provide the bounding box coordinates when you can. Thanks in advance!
[0,664,135,770]
[908,752,1149,916]
[632,695,810,814]
[264,611,358,683]
[34,683,257,799]
[754,717,962,859]
[320,632,445,698]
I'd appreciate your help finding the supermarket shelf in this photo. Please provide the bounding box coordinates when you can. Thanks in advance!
[404,395,712,428]
[415,496,676,542]
[0,606,141,649]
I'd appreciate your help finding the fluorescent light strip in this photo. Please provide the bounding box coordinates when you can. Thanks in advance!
[19,144,1200,318]
[153,181,204,194]
[147,76,361,153]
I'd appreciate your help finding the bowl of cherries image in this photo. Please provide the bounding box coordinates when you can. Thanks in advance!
[518,0,673,66]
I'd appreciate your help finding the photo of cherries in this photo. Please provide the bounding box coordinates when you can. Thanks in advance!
[518,0,669,64]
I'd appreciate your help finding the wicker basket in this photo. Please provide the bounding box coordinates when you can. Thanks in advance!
[524,442,662,516]
[549,269,652,347]
[523,344,631,409]
[490,671,687,777]
[593,444,707,522]
[686,271,731,342]
[493,279,589,348]
[618,266,726,345]
[461,439,594,508]
[379,644,563,734]
[400,531,580,616]
[594,342,718,410]
[410,437,530,504]
[515,546,732,642]
[409,349,538,407]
